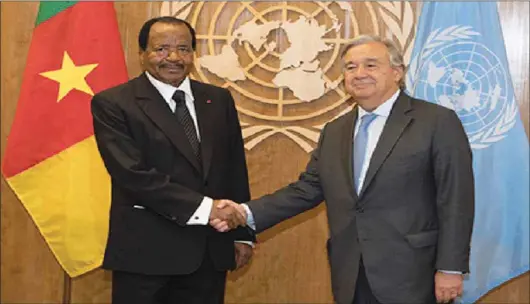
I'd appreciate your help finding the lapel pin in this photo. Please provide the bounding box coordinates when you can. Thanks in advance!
[206,99,212,104]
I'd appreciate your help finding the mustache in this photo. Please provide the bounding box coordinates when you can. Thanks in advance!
[160,63,185,69]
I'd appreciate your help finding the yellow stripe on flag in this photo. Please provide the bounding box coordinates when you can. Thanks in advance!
[6,136,110,277]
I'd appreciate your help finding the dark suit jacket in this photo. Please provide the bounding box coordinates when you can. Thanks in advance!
[247,92,475,304]
[91,73,254,276]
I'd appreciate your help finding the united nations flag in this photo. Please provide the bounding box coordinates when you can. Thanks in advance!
[407,2,529,303]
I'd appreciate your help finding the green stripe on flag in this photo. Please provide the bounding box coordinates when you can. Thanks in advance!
[36,1,78,26]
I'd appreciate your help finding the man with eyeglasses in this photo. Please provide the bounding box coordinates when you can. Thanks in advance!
[91,16,253,304]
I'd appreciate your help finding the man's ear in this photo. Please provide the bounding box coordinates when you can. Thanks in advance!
[138,51,145,66]
[393,65,405,85]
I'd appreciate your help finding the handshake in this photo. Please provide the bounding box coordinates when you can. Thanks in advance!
[209,199,248,232]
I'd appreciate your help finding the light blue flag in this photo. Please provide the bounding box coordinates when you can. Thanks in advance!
[406,2,529,303]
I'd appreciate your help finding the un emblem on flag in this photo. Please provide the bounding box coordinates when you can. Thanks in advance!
[407,26,518,149]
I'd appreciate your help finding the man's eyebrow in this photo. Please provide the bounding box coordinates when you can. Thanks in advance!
[344,57,380,64]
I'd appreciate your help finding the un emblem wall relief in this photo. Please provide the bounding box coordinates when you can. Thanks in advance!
[158,1,416,152]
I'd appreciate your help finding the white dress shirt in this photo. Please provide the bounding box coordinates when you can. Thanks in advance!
[145,72,212,225]
[354,90,400,192]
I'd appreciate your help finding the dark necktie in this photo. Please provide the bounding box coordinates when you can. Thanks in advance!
[353,113,377,194]
[172,90,201,163]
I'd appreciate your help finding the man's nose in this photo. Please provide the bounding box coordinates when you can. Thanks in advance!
[166,50,182,61]
[354,65,367,78]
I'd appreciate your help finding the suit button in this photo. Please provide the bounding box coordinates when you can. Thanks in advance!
[171,216,178,221]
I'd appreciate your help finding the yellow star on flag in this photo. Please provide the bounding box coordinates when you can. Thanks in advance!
[40,51,98,102]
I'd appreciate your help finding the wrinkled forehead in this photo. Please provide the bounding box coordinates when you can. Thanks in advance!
[342,42,391,64]
[148,23,192,46]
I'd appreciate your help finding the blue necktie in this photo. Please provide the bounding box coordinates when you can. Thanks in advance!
[353,113,377,194]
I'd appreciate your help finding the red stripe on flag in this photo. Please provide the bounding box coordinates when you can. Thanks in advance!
[3,2,128,177]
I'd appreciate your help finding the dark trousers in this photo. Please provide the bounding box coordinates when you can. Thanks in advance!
[112,252,226,304]
[353,259,381,304]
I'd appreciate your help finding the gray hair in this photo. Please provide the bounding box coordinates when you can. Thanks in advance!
[341,35,406,89]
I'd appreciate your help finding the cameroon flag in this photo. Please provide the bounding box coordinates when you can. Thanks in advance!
[2,2,128,277]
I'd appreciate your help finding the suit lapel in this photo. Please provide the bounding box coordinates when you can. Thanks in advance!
[133,74,202,173]
[360,93,413,196]
[191,80,214,180]
[340,108,359,201]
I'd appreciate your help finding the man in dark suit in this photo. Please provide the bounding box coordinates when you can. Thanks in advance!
[213,35,475,304]
[91,17,253,304]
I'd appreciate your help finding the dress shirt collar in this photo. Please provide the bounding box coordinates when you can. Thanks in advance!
[357,89,400,119]
[145,71,194,103]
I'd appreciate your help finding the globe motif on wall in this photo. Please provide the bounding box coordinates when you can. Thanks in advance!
[160,1,415,152]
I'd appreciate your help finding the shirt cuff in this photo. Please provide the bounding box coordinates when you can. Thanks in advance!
[438,270,463,275]
[242,203,256,230]
[235,240,255,248]
[186,196,213,225]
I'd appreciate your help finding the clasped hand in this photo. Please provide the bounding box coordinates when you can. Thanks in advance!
[209,199,247,232]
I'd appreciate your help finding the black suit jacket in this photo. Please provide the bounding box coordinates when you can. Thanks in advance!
[247,92,475,304]
[91,73,254,275]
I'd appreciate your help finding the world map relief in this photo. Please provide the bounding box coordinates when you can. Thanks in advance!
[159,1,416,152]
[197,3,347,102]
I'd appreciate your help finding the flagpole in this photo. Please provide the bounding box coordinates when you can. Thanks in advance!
[63,272,71,304]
